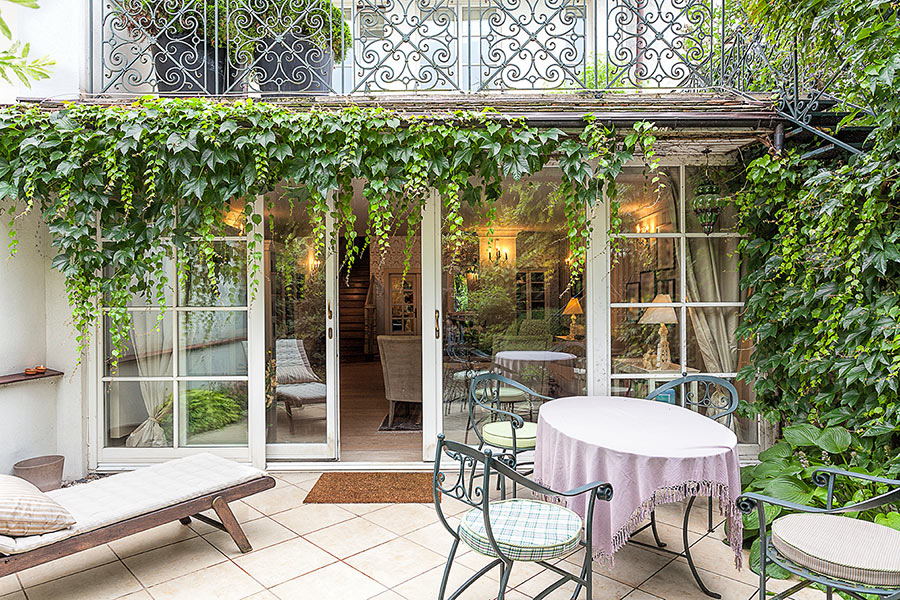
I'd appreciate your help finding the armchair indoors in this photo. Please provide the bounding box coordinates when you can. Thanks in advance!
[377,335,423,427]
[432,435,613,600]
[738,468,900,600]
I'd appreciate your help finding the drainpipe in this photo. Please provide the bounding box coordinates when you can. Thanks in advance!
[774,123,785,153]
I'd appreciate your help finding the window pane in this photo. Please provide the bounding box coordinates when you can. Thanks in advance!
[610,378,680,401]
[685,166,739,234]
[611,237,681,303]
[611,307,681,374]
[685,237,742,303]
[179,241,247,307]
[179,311,248,376]
[104,311,173,377]
[685,307,741,374]
[105,381,173,448]
[179,381,248,446]
[102,248,174,307]
[618,166,680,234]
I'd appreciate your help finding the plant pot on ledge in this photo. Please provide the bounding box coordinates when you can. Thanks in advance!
[152,30,240,95]
[255,35,334,93]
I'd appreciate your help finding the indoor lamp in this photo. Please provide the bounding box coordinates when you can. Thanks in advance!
[562,297,583,339]
[638,294,677,369]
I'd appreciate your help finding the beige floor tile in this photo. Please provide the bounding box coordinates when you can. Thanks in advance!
[563,544,671,588]
[0,574,19,596]
[765,577,827,600]
[0,591,25,600]
[439,495,475,517]
[272,472,321,488]
[638,559,756,600]
[653,499,724,536]
[454,548,502,580]
[204,516,296,558]
[336,503,392,515]
[393,562,503,600]
[270,503,355,536]
[241,486,308,516]
[404,518,461,558]
[502,590,532,600]
[629,519,703,550]
[147,561,263,600]
[233,537,336,588]
[109,521,198,558]
[515,567,633,600]
[270,562,387,600]
[345,537,446,588]
[240,592,279,600]
[25,561,142,600]
[623,590,663,600]
[123,537,226,587]
[362,503,440,535]
[304,516,397,559]
[18,544,119,588]
[369,591,405,600]
[680,536,755,586]
[116,591,153,600]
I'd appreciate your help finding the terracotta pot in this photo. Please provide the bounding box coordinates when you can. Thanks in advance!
[13,455,65,491]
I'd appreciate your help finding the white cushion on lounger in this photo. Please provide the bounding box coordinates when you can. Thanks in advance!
[0,453,264,555]
[276,382,327,405]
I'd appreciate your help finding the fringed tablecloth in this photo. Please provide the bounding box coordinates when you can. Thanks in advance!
[534,395,743,568]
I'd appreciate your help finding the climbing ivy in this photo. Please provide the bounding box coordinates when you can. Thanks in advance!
[0,97,657,368]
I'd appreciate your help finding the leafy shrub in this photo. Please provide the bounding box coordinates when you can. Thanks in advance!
[159,388,244,441]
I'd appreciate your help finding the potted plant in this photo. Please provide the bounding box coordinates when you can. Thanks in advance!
[236,0,352,94]
[127,0,239,95]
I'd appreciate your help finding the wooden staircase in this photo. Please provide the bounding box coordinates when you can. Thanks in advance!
[338,247,372,362]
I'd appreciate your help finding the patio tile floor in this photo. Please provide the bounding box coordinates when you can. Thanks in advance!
[0,473,828,600]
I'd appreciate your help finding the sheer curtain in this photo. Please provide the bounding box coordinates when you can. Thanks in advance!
[125,312,173,447]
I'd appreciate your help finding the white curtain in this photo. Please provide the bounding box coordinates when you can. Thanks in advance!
[125,312,173,447]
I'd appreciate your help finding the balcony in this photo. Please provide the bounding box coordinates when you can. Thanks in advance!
[91,0,769,97]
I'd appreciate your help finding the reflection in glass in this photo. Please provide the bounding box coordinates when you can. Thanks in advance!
[617,167,680,234]
[265,194,328,445]
[610,378,679,400]
[103,248,174,307]
[686,307,741,374]
[611,307,681,374]
[104,311,173,377]
[610,237,681,303]
[105,381,173,448]
[179,381,248,446]
[441,171,587,444]
[179,241,247,307]
[686,237,742,303]
[179,311,248,376]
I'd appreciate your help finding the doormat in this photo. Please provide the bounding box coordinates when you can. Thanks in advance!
[377,403,422,432]
[303,472,436,504]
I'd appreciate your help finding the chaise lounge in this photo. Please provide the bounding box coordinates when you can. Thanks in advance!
[0,453,274,577]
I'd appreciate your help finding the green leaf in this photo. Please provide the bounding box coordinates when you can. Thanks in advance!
[783,424,821,449]
[762,476,814,505]
[814,427,851,454]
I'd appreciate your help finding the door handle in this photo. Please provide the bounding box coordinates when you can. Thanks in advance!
[328,300,332,320]
[328,327,333,339]
[434,309,440,339]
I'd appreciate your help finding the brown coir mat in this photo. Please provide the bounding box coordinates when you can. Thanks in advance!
[303,472,436,504]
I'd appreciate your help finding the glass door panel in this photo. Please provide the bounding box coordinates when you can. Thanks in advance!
[440,170,588,444]
[264,194,338,459]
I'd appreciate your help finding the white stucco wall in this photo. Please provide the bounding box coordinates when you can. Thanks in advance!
[0,212,84,479]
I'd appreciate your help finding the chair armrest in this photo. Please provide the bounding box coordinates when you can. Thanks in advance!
[737,492,827,515]
[560,480,614,501]
[471,394,525,427]
[812,467,900,488]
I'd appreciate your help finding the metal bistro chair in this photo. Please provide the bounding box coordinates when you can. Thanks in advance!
[738,469,900,600]
[641,376,739,551]
[433,435,613,600]
[444,342,490,416]
[467,372,552,475]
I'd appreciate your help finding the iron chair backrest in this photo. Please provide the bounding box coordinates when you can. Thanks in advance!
[467,372,552,450]
[432,435,613,565]
[645,375,739,427]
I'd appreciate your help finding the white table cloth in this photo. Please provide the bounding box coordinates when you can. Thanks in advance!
[534,396,743,567]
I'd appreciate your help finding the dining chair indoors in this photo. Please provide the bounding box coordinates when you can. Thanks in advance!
[432,435,613,600]
[642,375,739,546]
[738,468,900,600]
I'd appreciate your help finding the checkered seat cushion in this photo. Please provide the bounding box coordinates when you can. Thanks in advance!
[459,499,582,561]
[481,421,537,450]
[771,513,900,587]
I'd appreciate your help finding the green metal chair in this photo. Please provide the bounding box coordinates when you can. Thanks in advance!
[467,372,552,473]
[433,435,613,600]
[738,469,900,600]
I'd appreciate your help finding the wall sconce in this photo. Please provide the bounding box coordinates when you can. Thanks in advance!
[488,248,508,264]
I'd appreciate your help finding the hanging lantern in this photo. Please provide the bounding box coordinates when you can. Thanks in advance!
[691,178,723,235]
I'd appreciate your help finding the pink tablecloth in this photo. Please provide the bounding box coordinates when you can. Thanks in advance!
[534,396,743,567]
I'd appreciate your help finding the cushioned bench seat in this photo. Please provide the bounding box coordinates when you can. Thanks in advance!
[0,453,273,575]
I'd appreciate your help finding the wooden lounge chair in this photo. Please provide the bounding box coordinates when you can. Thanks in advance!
[0,453,275,577]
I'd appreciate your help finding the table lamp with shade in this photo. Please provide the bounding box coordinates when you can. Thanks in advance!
[638,294,677,368]
[562,297,583,339]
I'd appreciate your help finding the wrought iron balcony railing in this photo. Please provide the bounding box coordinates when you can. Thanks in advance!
[93,0,766,96]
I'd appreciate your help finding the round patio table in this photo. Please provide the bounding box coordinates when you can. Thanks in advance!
[534,396,744,598]
[494,350,576,395]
